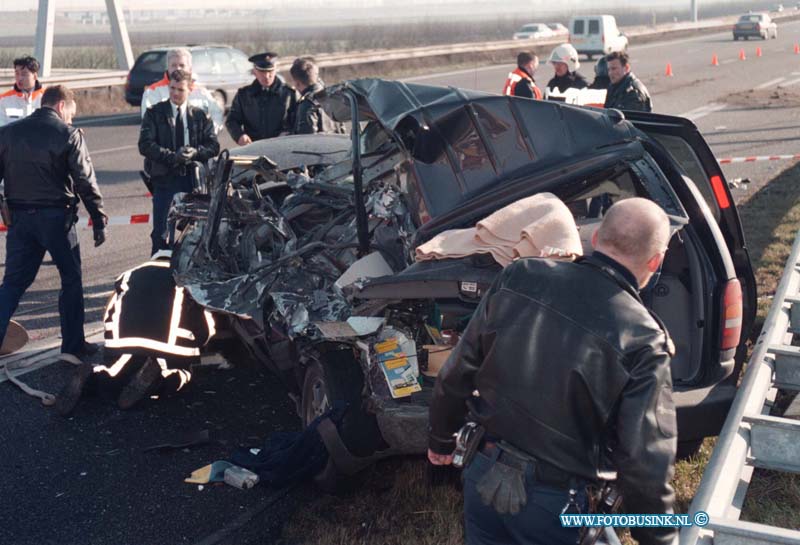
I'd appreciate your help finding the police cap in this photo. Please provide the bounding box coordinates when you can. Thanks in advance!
[248,52,278,71]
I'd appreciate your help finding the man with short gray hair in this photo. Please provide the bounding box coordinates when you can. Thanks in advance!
[428,197,677,545]
[140,48,224,133]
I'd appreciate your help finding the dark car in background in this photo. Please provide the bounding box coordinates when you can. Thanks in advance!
[124,44,253,108]
[170,80,756,488]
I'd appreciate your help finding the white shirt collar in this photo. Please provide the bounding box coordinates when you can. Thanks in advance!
[170,101,187,117]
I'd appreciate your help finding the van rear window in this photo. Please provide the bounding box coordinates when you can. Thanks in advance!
[573,20,585,34]
[588,20,600,34]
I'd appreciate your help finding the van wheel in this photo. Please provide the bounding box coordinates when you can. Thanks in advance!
[733,35,739,40]
[301,349,385,492]
[586,53,593,60]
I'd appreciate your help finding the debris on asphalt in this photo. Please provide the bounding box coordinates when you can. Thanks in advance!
[729,177,752,189]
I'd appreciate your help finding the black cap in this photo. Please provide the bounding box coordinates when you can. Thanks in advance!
[248,52,278,71]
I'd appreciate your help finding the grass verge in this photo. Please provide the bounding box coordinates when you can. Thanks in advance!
[279,162,800,543]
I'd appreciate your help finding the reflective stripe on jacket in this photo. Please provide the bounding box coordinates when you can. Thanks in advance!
[0,85,44,127]
[502,68,542,99]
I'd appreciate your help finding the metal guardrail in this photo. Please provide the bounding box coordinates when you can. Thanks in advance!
[681,228,800,544]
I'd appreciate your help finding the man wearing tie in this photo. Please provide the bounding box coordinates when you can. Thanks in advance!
[138,69,219,255]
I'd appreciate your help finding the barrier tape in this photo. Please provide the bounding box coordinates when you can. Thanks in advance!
[718,154,800,164]
[1,152,800,235]
[0,214,150,232]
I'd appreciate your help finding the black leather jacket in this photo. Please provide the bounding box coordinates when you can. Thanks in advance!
[546,71,589,93]
[294,83,338,135]
[225,79,298,142]
[0,107,106,224]
[429,253,677,545]
[138,100,220,184]
[604,72,653,112]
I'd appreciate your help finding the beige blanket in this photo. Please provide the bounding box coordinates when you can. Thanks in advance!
[415,193,582,266]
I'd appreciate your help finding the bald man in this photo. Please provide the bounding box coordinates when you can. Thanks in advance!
[428,197,677,545]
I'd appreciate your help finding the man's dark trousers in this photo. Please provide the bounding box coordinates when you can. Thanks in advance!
[0,207,85,354]
[150,173,192,255]
[463,449,588,545]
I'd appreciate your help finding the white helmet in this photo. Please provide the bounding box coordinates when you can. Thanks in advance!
[548,43,580,73]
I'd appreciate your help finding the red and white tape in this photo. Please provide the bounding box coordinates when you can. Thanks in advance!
[718,153,800,165]
[0,214,150,232]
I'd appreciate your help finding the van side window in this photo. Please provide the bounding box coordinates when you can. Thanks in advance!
[573,20,585,34]
[588,20,600,34]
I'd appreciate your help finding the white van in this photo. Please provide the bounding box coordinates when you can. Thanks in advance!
[568,15,628,59]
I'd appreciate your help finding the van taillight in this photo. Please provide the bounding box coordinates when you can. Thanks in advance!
[710,175,731,209]
[721,279,743,350]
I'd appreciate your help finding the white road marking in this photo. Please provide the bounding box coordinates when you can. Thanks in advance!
[779,77,800,87]
[721,59,736,65]
[679,102,726,121]
[405,63,509,82]
[756,77,786,89]
[91,144,137,155]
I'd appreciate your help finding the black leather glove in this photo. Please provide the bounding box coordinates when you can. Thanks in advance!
[93,228,106,247]
[177,146,198,164]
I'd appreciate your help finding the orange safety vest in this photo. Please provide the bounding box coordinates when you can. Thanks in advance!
[502,68,542,99]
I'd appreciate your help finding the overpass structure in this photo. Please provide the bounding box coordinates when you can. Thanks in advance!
[34,0,134,78]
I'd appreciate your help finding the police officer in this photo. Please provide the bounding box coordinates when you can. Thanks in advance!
[501,52,542,99]
[225,52,298,145]
[0,56,44,127]
[0,85,107,365]
[290,57,337,134]
[546,43,588,93]
[428,198,677,545]
[604,51,652,112]
[56,250,218,415]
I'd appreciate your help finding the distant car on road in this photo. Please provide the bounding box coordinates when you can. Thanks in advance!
[513,23,554,40]
[125,45,253,109]
[546,22,569,36]
[774,3,785,12]
[733,13,778,40]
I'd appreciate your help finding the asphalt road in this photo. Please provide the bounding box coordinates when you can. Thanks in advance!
[2,23,800,544]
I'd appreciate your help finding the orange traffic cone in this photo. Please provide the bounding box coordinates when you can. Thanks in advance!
[711,53,719,66]
[795,43,799,54]
[665,62,673,76]
[739,48,746,60]
[756,46,762,57]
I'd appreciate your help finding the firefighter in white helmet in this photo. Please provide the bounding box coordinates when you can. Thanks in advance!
[546,44,588,93]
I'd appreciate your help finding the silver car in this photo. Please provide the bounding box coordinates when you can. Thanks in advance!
[733,13,778,40]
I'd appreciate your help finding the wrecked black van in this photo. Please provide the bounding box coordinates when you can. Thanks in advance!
[170,79,756,486]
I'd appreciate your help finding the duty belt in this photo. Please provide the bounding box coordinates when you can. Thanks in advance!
[480,440,578,489]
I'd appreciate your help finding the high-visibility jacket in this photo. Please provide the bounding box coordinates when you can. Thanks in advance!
[0,83,44,127]
[103,258,215,359]
[502,68,542,100]
[140,74,224,133]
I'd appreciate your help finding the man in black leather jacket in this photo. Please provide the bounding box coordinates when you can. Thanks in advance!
[0,85,107,364]
[604,51,652,112]
[428,198,677,545]
[289,57,338,135]
[139,69,219,255]
[225,52,298,145]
